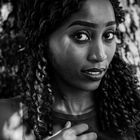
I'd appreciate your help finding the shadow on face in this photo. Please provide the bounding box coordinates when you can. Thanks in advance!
[48,0,117,92]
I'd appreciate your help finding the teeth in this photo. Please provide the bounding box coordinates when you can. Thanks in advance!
[87,71,101,75]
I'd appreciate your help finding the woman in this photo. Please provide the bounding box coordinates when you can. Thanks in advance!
[0,0,140,140]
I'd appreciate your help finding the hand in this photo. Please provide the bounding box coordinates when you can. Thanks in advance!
[45,122,97,140]
[2,105,35,140]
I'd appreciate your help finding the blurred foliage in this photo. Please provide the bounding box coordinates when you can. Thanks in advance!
[119,0,140,84]
[0,0,140,98]
[0,0,26,98]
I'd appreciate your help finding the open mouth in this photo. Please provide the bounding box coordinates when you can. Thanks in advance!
[81,67,106,80]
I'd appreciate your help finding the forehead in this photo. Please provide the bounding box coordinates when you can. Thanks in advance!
[68,0,115,25]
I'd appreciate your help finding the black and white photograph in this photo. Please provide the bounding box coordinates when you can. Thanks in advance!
[0,0,140,139]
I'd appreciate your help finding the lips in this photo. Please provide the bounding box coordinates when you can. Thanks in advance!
[81,67,106,81]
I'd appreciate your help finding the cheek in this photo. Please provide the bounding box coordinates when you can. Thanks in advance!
[49,37,87,69]
[106,43,116,63]
[49,45,85,82]
[48,36,69,67]
[49,46,90,85]
[51,46,86,72]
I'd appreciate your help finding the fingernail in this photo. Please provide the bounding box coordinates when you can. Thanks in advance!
[82,123,89,129]
[65,121,71,128]
[93,133,97,139]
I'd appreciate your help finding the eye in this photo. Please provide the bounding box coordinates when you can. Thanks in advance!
[103,31,115,41]
[71,30,90,43]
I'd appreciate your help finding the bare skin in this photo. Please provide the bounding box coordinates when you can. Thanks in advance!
[47,0,116,139]
[49,0,116,114]
[50,0,116,116]
[45,123,97,140]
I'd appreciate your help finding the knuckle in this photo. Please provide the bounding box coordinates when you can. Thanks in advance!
[62,129,76,140]
[81,135,87,140]
[89,133,97,139]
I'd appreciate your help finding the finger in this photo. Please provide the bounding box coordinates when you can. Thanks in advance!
[69,123,89,135]
[8,112,21,129]
[46,121,72,139]
[65,121,72,129]
[77,132,97,140]
[62,124,88,140]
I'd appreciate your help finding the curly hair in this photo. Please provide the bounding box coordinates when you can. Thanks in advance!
[15,0,140,139]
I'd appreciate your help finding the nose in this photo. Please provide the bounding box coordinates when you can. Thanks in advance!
[87,40,107,62]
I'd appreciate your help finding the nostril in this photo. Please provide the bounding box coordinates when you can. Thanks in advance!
[87,41,107,62]
[97,54,107,61]
[87,53,107,62]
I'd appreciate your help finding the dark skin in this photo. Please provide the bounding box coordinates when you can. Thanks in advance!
[0,0,117,139]
[48,0,116,139]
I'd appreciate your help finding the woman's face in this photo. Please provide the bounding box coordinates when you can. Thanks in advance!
[48,0,116,92]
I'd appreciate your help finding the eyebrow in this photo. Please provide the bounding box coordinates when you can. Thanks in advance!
[68,20,116,28]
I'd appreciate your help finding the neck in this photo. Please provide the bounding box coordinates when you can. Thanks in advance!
[53,77,95,115]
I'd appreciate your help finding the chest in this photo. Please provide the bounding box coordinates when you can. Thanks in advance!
[52,111,136,140]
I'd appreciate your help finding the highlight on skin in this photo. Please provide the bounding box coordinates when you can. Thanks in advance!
[12,0,140,139]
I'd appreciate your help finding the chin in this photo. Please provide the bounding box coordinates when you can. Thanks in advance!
[78,80,101,92]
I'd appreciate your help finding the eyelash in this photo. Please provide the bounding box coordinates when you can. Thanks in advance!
[70,30,90,43]
[70,30,116,43]
[103,31,116,42]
